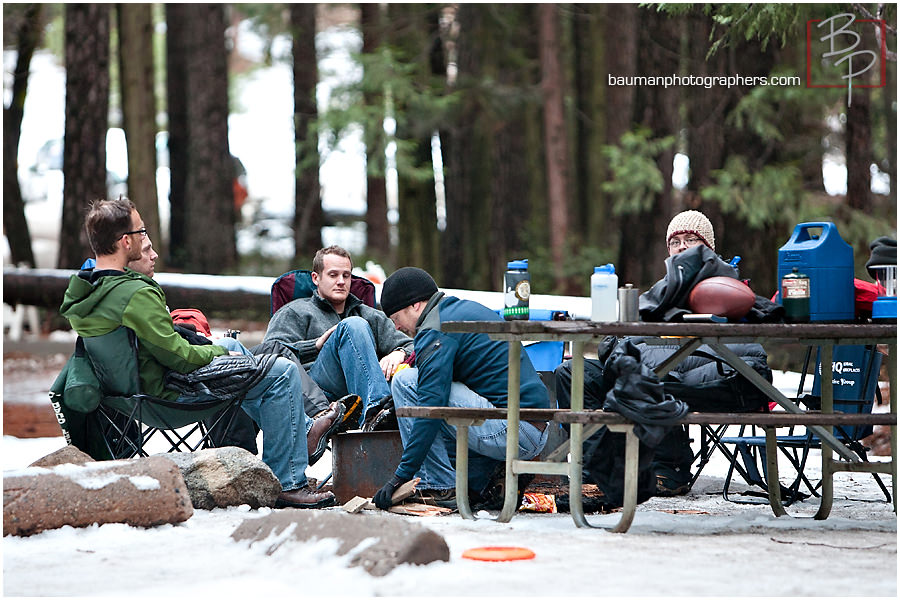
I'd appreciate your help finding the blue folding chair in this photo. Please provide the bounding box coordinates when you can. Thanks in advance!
[720,345,889,505]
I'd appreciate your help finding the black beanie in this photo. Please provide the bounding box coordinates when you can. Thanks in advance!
[866,236,897,278]
[380,267,438,317]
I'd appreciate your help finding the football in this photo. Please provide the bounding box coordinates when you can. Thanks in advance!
[688,276,756,320]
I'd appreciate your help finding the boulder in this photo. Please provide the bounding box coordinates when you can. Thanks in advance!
[231,510,449,576]
[160,447,281,509]
[3,456,193,537]
[30,445,94,468]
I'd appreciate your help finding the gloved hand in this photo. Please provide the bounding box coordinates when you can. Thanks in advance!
[373,474,410,510]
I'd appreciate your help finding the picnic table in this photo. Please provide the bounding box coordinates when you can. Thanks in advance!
[396,321,897,533]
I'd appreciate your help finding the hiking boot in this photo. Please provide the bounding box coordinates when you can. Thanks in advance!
[362,396,396,431]
[307,401,344,466]
[410,488,457,510]
[362,407,397,432]
[655,474,691,497]
[337,394,363,432]
[275,485,336,509]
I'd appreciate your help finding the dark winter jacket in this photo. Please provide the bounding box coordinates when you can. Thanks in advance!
[394,291,550,480]
[639,244,784,323]
[631,337,772,413]
[165,352,280,401]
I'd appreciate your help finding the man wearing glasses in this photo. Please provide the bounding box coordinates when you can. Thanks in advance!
[60,197,339,508]
[665,210,715,254]
[554,210,772,499]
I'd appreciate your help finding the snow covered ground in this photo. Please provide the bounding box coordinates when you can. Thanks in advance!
[3,426,896,597]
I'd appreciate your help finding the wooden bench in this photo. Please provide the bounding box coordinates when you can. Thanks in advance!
[394,405,897,533]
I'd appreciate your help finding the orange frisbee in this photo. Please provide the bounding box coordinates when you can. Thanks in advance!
[461,546,536,562]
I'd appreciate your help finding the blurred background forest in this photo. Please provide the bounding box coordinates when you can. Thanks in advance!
[3,3,897,297]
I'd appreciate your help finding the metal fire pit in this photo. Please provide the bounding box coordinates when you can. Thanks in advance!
[331,430,403,503]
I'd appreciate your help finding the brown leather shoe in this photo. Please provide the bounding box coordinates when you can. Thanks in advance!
[307,401,344,466]
[275,485,336,509]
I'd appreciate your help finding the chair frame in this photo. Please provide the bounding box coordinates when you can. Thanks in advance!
[86,327,244,459]
[718,344,890,505]
[96,395,244,459]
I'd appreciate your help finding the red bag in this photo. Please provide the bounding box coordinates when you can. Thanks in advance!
[170,308,212,337]
[854,278,880,319]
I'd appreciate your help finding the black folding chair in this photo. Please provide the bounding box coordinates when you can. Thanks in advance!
[83,327,243,459]
[719,345,889,505]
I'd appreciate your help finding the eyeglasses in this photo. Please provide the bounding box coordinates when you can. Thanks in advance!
[122,228,147,238]
[667,235,703,250]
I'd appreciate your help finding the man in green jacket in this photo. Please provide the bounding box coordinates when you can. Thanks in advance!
[60,197,337,508]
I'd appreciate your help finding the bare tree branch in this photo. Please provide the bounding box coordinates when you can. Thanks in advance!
[853,3,897,62]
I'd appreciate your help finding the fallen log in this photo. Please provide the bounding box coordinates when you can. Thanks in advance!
[3,267,272,320]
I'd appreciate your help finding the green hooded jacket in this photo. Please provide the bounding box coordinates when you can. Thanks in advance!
[59,269,227,400]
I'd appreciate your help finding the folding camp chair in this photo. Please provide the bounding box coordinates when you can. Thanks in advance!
[84,327,243,459]
[270,269,376,314]
[719,344,889,505]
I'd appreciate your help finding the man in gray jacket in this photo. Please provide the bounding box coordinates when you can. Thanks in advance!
[262,246,414,428]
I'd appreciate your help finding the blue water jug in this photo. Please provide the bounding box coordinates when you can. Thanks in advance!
[777,222,854,322]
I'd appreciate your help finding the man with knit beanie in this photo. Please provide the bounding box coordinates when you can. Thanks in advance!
[555,209,772,499]
[372,267,550,510]
[665,209,716,254]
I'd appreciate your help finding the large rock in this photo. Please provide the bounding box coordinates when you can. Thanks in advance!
[30,445,94,468]
[231,510,449,576]
[3,456,193,537]
[160,447,281,509]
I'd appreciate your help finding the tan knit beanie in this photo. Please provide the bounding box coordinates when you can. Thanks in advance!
[666,210,715,251]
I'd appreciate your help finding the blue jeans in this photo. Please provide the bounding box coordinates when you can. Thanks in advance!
[309,317,391,426]
[176,338,312,491]
[391,367,548,492]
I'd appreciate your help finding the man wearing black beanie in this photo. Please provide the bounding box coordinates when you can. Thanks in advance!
[373,267,550,510]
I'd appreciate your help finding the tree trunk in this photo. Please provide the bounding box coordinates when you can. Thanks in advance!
[616,8,679,289]
[538,4,571,292]
[166,4,189,267]
[846,89,872,212]
[117,4,161,260]
[717,37,780,294]
[883,58,897,206]
[166,4,235,273]
[397,138,439,272]
[360,3,390,262]
[441,4,543,292]
[388,4,444,276]
[291,3,323,263]
[59,4,110,269]
[603,4,639,279]
[685,11,727,195]
[3,4,42,268]
[571,4,607,243]
[441,4,489,289]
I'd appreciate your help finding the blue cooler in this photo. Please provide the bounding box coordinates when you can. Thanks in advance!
[777,222,855,322]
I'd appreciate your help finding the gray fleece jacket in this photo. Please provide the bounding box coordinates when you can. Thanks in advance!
[262,291,413,369]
